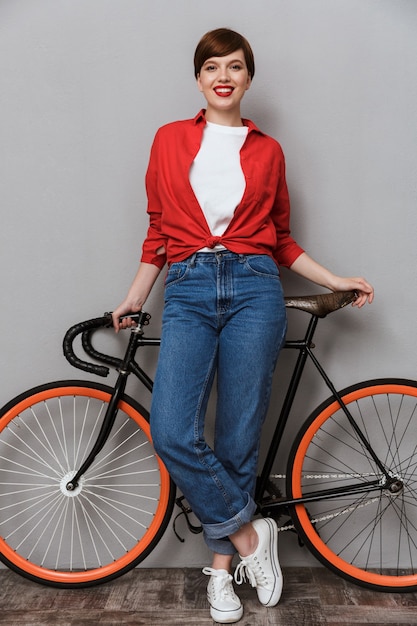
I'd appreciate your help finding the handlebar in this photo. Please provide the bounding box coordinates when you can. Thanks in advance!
[63,311,151,377]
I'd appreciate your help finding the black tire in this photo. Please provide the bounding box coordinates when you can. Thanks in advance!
[0,380,176,587]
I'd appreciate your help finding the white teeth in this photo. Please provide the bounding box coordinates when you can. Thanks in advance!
[215,88,232,94]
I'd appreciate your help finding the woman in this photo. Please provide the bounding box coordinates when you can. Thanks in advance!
[112,28,374,624]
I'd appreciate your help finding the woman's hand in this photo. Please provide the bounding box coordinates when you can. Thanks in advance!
[328,276,374,307]
[111,301,142,332]
[289,253,374,308]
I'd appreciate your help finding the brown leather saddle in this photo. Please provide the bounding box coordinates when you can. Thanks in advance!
[284,291,357,318]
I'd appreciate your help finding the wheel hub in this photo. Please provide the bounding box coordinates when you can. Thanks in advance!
[60,471,84,497]
[387,478,404,495]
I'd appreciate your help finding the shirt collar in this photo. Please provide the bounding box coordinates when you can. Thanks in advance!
[193,109,265,135]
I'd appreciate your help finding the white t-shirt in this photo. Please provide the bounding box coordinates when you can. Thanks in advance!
[190,121,248,250]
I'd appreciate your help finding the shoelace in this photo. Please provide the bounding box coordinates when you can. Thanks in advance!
[234,558,270,589]
[202,567,236,600]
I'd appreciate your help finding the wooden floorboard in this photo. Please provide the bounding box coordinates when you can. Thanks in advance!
[0,567,417,625]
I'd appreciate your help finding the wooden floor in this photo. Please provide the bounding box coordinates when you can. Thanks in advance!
[1,567,417,625]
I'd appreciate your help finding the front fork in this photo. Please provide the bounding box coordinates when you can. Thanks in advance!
[66,322,145,491]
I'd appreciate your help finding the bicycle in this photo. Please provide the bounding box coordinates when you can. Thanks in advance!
[0,291,416,593]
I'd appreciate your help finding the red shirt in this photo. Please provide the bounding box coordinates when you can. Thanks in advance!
[141,110,304,269]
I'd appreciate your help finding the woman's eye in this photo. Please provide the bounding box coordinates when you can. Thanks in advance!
[231,64,243,71]
[205,65,216,71]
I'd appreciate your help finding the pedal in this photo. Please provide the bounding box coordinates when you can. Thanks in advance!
[172,496,202,542]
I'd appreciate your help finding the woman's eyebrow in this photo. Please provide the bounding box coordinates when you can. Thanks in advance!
[202,58,244,66]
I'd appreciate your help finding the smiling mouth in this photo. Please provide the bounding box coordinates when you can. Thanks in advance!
[214,86,234,97]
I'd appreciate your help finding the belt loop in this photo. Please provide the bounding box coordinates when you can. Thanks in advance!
[188,253,197,268]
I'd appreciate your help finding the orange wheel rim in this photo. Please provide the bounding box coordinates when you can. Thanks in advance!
[292,383,417,587]
[0,385,171,583]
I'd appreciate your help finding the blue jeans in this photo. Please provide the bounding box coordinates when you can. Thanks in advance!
[150,252,287,555]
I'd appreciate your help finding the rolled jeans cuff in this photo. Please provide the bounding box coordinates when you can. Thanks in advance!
[201,493,257,555]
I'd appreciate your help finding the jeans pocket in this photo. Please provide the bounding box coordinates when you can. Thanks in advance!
[243,255,280,279]
[165,261,189,288]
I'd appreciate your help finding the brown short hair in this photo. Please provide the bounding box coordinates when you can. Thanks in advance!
[194,28,255,79]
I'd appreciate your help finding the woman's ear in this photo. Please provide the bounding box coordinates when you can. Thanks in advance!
[196,73,203,93]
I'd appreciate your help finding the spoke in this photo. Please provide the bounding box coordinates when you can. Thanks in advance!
[21,409,67,474]
[77,493,137,555]
[8,491,64,549]
[90,485,160,501]
[0,438,63,480]
[88,429,151,475]
[72,397,90,471]
[26,496,69,562]
[82,486,156,518]
[0,485,60,516]
[89,451,156,480]
[57,397,70,472]
[39,497,70,569]
[72,398,106,470]
[89,463,160,483]
[321,413,377,472]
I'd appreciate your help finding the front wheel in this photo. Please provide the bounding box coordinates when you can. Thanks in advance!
[0,381,175,587]
[287,378,417,592]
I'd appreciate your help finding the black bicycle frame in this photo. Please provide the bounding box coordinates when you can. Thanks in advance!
[257,315,393,517]
[66,311,393,506]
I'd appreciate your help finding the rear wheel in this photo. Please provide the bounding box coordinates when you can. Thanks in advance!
[287,378,417,591]
[0,380,175,587]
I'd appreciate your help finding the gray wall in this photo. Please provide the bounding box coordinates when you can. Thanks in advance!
[1,0,416,567]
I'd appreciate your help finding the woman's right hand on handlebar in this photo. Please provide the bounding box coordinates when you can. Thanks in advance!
[112,301,142,333]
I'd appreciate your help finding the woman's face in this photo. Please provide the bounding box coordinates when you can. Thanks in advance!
[196,49,251,121]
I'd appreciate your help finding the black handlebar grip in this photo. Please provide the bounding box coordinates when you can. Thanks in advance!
[63,315,112,377]
[81,329,123,371]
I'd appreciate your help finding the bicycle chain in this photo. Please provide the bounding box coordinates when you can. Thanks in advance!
[271,472,378,480]
[270,473,380,533]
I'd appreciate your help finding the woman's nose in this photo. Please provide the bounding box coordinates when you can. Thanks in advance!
[218,67,230,82]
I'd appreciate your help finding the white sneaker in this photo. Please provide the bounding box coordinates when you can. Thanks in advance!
[203,567,243,623]
[234,518,282,607]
